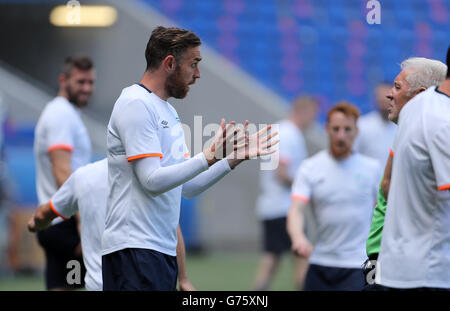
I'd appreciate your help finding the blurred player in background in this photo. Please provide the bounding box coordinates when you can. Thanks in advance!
[355,82,397,167]
[27,158,196,291]
[296,96,327,158]
[33,56,95,290]
[102,26,279,291]
[374,51,450,290]
[287,102,380,291]
[254,97,309,291]
[362,57,447,289]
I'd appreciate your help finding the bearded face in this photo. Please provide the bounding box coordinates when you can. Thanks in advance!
[165,64,190,99]
[326,112,358,159]
[62,67,95,107]
[164,46,201,100]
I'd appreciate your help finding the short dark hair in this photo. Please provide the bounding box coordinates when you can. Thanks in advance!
[446,45,449,78]
[327,101,360,123]
[62,56,94,76]
[145,26,201,71]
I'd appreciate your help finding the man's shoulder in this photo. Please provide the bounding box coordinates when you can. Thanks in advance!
[72,159,108,192]
[414,87,450,133]
[113,84,160,116]
[301,150,326,167]
[354,153,381,171]
[39,97,75,119]
[358,111,384,131]
[279,119,304,142]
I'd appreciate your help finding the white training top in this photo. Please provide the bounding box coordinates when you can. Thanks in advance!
[102,84,193,257]
[291,150,380,268]
[256,119,308,220]
[34,96,91,224]
[355,111,397,167]
[50,159,107,291]
[376,86,450,289]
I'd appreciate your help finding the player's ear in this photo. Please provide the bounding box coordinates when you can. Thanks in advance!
[58,73,68,88]
[417,86,427,93]
[162,55,176,73]
[58,73,66,86]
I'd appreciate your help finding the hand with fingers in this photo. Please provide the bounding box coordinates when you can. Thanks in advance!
[227,120,280,169]
[291,235,313,258]
[203,118,240,167]
[27,216,37,233]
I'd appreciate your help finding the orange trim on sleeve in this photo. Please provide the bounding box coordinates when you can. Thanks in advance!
[127,153,163,162]
[49,200,68,221]
[48,144,73,152]
[438,184,450,191]
[291,194,310,203]
[184,152,190,158]
[389,149,394,157]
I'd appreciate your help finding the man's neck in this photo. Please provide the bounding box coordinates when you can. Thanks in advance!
[329,149,352,161]
[57,90,77,107]
[437,79,450,97]
[288,116,304,131]
[140,70,168,101]
[57,89,68,101]
[379,110,390,122]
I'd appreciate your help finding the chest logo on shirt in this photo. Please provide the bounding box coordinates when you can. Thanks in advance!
[161,120,169,128]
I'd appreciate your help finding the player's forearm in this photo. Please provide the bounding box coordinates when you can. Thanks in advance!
[49,149,72,188]
[380,154,393,200]
[176,226,189,281]
[135,153,209,196]
[287,203,306,242]
[182,158,231,198]
[53,166,72,188]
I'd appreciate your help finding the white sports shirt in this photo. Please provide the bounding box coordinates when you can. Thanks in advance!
[34,96,91,223]
[50,159,107,291]
[256,119,308,220]
[291,150,380,268]
[102,84,193,257]
[355,111,397,167]
[376,86,450,289]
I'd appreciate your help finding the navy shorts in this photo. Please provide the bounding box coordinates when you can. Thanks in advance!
[261,217,291,255]
[36,217,86,290]
[304,263,365,291]
[102,248,178,291]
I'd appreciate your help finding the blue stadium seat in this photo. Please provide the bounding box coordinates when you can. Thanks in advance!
[140,0,449,119]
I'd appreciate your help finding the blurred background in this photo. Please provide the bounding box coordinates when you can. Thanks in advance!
[0,0,448,290]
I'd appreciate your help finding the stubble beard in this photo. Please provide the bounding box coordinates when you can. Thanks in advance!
[166,67,189,99]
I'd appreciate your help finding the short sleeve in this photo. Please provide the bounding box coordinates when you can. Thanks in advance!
[46,112,74,152]
[50,172,79,220]
[429,124,450,191]
[291,163,312,203]
[116,100,163,162]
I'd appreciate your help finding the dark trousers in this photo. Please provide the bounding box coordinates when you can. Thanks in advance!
[37,217,86,290]
[102,248,178,291]
[304,263,365,291]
